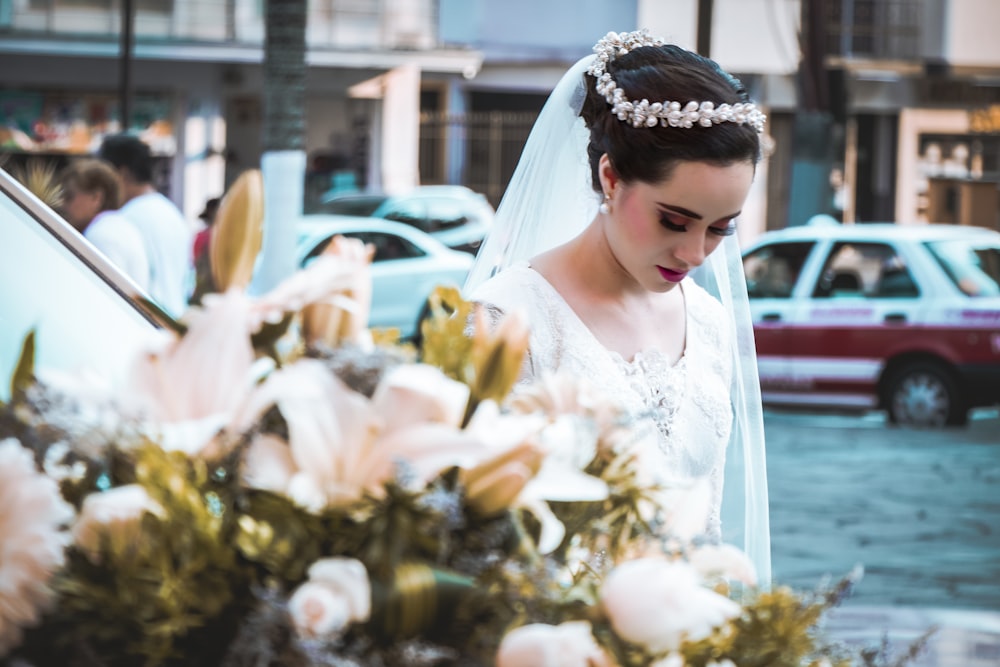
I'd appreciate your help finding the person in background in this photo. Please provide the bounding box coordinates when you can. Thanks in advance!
[98,133,191,317]
[59,159,150,291]
[189,196,221,305]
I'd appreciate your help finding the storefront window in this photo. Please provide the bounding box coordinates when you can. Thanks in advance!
[0,90,175,156]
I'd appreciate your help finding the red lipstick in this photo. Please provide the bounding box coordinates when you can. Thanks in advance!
[657,266,687,282]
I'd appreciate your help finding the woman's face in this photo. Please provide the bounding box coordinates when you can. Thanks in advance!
[61,184,102,231]
[601,157,755,293]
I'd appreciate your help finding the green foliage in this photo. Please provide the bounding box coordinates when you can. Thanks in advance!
[50,445,253,665]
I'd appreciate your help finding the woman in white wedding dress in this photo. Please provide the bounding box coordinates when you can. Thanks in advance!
[465,31,771,584]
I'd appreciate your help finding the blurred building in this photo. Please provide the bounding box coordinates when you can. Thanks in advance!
[0,0,482,221]
[1,0,998,232]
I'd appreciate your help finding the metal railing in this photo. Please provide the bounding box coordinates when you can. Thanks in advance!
[419,110,538,207]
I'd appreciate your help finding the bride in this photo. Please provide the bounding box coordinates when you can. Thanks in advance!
[464,30,771,584]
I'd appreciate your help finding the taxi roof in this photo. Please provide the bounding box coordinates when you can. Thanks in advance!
[749,222,1000,247]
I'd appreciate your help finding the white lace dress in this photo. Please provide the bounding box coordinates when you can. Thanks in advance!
[471,263,734,540]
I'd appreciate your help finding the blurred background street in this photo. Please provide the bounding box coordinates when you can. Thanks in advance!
[765,407,1000,665]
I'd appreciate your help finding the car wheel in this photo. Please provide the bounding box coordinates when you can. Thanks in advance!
[884,361,967,427]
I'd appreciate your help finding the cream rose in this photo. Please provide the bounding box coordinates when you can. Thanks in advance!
[689,543,758,587]
[288,557,371,639]
[496,620,614,667]
[72,484,164,564]
[601,558,740,654]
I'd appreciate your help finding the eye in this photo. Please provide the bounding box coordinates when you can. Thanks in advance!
[659,214,687,232]
[709,221,737,237]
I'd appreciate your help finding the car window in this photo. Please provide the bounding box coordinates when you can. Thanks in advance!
[0,174,163,400]
[744,241,813,298]
[303,231,426,265]
[322,196,386,217]
[812,242,919,298]
[380,199,432,232]
[925,238,1000,297]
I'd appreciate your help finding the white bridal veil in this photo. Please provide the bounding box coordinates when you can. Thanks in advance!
[463,55,771,585]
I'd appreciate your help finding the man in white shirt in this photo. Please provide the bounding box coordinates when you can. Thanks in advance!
[99,133,192,317]
[60,158,150,289]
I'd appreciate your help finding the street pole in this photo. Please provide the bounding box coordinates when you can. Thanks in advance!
[119,0,134,132]
[696,0,714,57]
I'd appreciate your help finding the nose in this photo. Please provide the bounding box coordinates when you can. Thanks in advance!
[673,231,709,268]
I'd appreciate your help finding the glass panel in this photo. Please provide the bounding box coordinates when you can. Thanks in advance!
[812,242,917,298]
[0,176,159,400]
[744,241,814,299]
[926,238,1000,297]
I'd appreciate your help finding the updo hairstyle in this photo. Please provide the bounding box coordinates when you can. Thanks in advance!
[580,44,762,194]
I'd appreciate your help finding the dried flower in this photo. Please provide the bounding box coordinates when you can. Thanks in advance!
[210,169,264,292]
[0,439,74,655]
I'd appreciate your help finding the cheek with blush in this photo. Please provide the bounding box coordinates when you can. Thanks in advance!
[617,194,659,246]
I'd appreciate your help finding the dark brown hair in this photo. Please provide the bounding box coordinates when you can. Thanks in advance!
[580,44,762,193]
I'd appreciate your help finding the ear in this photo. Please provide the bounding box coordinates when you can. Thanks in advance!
[597,153,619,197]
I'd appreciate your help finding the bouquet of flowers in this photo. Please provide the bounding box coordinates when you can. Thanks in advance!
[0,172,926,667]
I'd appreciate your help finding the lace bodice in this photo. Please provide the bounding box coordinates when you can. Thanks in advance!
[471,263,734,540]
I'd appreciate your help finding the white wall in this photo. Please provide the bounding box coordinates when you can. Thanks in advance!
[946,0,1000,67]
[639,0,800,75]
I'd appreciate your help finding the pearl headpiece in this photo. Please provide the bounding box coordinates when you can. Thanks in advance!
[587,30,767,133]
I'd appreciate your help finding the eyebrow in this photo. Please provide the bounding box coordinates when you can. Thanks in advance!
[658,203,742,223]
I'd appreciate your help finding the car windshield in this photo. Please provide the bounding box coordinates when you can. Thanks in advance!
[925,237,1000,297]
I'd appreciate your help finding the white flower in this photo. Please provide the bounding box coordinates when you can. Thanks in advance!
[495,620,613,667]
[125,289,257,456]
[288,558,371,639]
[601,558,740,653]
[650,655,685,667]
[371,363,470,433]
[237,359,480,512]
[689,543,758,587]
[0,439,74,656]
[72,484,165,563]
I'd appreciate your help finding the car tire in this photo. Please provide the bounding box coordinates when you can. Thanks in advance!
[884,361,967,428]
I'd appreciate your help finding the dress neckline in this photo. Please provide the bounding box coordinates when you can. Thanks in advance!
[517,263,690,369]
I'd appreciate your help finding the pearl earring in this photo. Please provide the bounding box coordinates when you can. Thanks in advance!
[599,195,610,215]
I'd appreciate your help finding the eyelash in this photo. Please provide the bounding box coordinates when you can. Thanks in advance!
[659,216,737,237]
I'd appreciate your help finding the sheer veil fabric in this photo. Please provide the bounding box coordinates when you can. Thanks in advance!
[462,55,771,586]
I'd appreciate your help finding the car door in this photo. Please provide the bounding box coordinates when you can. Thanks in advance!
[743,239,817,398]
[782,239,923,409]
[0,169,169,399]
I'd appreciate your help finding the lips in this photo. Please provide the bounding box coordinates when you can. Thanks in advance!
[657,266,688,282]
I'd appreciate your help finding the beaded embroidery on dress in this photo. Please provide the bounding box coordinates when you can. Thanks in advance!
[471,263,734,540]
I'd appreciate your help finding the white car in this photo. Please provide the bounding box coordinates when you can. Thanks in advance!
[742,222,1000,427]
[318,185,495,255]
[297,215,474,340]
[0,168,169,398]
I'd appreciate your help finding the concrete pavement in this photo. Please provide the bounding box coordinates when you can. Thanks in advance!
[763,407,1000,666]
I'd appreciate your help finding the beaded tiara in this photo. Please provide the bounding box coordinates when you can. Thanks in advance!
[586,30,767,133]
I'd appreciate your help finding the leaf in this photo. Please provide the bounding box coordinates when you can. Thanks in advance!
[10,329,36,400]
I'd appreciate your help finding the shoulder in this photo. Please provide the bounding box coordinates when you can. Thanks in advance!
[87,211,143,243]
[468,263,550,316]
